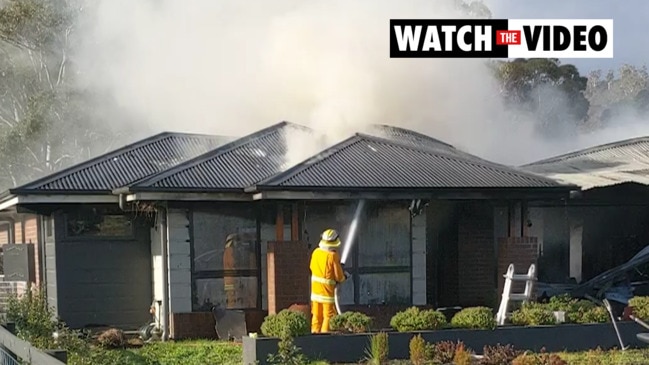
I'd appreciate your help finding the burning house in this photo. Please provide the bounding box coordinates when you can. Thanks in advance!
[520,136,649,302]
[0,121,576,339]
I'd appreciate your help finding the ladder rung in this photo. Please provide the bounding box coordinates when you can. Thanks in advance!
[508,294,530,301]
[506,274,535,280]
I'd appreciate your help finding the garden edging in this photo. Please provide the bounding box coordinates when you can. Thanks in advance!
[243,322,647,365]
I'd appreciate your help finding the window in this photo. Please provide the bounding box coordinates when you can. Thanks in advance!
[191,206,260,311]
[303,201,413,305]
[65,207,133,238]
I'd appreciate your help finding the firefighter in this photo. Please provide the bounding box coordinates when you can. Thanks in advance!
[309,228,349,333]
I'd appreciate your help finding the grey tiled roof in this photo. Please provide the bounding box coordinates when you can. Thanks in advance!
[252,133,570,190]
[10,132,233,194]
[126,121,315,192]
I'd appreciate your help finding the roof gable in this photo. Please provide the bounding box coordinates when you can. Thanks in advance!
[125,121,315,192]
[11,132,233,194]
[252,133,568,190]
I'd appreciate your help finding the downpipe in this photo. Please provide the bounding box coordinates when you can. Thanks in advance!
[335,200,366,315]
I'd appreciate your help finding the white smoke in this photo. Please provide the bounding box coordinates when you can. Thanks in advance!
[74,0,649,167]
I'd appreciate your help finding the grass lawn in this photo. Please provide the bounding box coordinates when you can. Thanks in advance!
[74,340,243,365]
[84,340,649,365]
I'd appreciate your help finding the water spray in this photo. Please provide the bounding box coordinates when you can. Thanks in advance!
[335,199,366,315]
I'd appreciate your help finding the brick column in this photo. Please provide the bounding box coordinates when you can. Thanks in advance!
[497,237,539,297]
[267,241,310,315]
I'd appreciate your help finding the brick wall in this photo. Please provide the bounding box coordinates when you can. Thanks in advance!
[23,216,40,286]
[0,227,8,245]
[13,220,22,244]
[266,241,310,315]
[497,237,539,297]
[457,203,496,307]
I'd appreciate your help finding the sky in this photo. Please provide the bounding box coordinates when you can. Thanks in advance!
[485,0,649,73]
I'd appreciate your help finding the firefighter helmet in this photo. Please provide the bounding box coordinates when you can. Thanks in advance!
[319,228,341,248]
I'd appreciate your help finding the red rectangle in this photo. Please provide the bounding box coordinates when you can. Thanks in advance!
[496,30,521,45]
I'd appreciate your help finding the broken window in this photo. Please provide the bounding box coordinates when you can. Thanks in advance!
[192,205,259,311]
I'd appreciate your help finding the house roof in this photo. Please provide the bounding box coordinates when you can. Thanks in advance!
[121,121,315,193]
[9,132,234,195]
[249,133,572,193]
[521,136,649,190]
[367,124,490,162]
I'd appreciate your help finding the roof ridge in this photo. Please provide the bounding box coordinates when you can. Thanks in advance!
[249,134,363,189]
[372,124,456,149]
[10,131,202,192]
[253,132,564,189]
[361,133,556,179]
[125,121,310,189]
[522,135,649,167]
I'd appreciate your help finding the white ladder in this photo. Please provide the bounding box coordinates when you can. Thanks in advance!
[496,263,537,325]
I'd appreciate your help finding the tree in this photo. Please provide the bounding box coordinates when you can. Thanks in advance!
[0,0,133,189]
[492,58,590,136]
[585,64,649,127]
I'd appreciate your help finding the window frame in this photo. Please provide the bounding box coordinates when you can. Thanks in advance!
[63,206,135,241]
[189,205,262,312]
[348,202,414,305]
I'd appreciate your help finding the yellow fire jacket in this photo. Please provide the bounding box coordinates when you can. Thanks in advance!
[309,248,346,303]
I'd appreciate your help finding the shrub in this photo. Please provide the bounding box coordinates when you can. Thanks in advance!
[261,310,310,339]
[629,296,649,321]
[97,328,126,349]
[329,311,372,333]
[511,303,556,326]
[572,306,609,324]
[480,344,521,365]
[431,340,463,364]
[453,342,473,365]
[267,337,309,365]
[366,331,388,365]
[7,287,58,345]
[512,350,567,365]
[451,306,496,330]
[390,307,447,332]
[409,334,432,365]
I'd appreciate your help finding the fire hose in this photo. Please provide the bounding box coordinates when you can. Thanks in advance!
[334,199,366,315]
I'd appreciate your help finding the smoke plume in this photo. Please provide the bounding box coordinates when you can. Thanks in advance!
[74,0,648,166]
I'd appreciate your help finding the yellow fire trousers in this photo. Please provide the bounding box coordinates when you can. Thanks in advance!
[311,301,337,333]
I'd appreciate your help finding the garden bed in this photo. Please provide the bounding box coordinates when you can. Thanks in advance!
[243,322,647,365]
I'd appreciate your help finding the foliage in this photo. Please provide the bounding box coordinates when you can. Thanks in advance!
[431,340,463,364]
[0,0,137,190]
[453,342,473,365]
[543,295,608,324]
[492,58,590,136]
[7,286,57,343]
[365,331,388,365]
[512,350,568,365]
[261,309,310,339]
[451,306,496,330]
[510,302,556,326]
[409,334,433,365]
[97,328,126,349]
[390,307,447,332]
[267,337,309,365]
[480,344,522,365]
[329,311,372,333]
[629,296,649,321]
